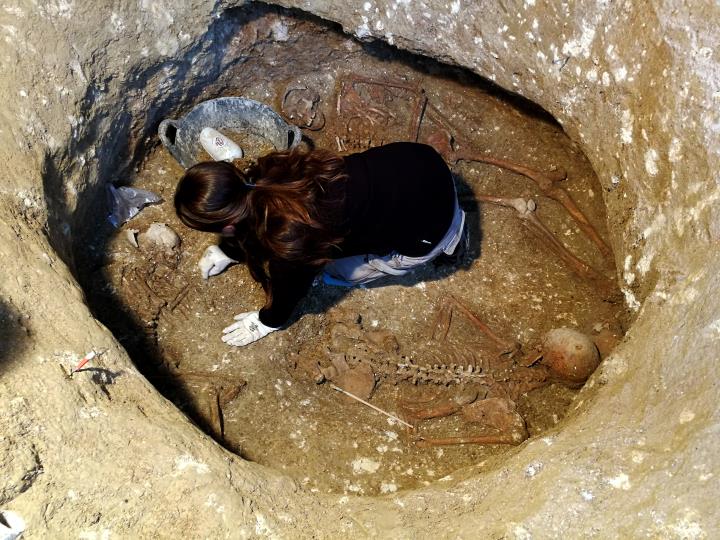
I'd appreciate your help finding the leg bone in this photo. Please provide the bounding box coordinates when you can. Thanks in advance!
[477,195,610,284]
[457,152,612,260]
[423,127,611,260]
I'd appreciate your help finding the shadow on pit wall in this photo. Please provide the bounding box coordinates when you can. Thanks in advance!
[0,298,29,376]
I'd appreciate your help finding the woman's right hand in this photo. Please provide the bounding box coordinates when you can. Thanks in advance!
[221,311,278,347]
[198,245,237,280]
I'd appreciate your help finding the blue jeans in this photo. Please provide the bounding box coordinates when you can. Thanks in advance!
[322,198,465,287]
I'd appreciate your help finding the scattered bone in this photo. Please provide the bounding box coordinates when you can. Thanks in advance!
[151,369,247,390]
[320,354,376,400]
[130,268,165,305]
[168,284,191,312]
[335,74,425,151]
[213,382,244,441]
[151,370,246,441]
[411,397,527,448]
[400,386,481,422]
[208,387,223,440]
[411,93,428,142]
[281,85,325,130]
[461,397,528,440]
[330,321,362,347]
[404,400,462,422]
[453,386,483,406]
[335,135,346,152]
[138,223,181,252]
[459,153,613,260]
[365,329,400,353]
[488,365,550,402]
[414,433,521,448]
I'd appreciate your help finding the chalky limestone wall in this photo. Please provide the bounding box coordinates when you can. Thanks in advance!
[0,0,717,537]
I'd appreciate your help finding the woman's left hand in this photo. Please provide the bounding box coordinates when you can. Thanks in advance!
[199,245,237,280]
[221,311,278,347]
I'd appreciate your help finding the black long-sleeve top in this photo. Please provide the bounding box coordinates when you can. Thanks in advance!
[253,142,455,327]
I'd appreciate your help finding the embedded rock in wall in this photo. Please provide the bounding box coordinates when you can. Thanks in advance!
[0,0,717,537]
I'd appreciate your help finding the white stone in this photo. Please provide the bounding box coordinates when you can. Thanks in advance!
[351,457,381,474]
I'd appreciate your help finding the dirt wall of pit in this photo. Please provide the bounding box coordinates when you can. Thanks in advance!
[0,0,718,537]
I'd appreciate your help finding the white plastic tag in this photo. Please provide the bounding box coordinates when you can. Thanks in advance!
[199,127,244,162]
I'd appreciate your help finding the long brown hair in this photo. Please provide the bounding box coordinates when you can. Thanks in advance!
[174,147,347,291]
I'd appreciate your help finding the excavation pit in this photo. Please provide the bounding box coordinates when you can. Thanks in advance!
[3,0,718,536]
[76,6,626,496]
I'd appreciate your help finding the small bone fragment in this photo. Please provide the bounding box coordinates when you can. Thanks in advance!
[335,362,376,401]
[126,228,139,248]
[366,329,400,353]
[460,397,528,441]
[453,387,481,406]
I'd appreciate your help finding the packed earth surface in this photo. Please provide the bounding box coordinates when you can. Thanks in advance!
[78,8,625,495]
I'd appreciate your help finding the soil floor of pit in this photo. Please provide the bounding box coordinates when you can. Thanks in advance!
[79,7,626,496]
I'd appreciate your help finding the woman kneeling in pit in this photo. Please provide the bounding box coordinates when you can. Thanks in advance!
[174,142,466,347]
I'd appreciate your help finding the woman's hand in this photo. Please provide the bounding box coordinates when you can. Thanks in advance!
[221,311,278,347]
[199,245,237,280]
